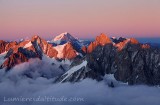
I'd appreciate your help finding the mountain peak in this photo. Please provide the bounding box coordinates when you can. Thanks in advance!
[31,35,41,41]
[129,38,139,44]
[53,32,72,42]
[95,33,111,45]
[114,38,139,51]
[59,32,69,37]
[52,32,82,48]
[87,33,112,53]
[63,32,69,35]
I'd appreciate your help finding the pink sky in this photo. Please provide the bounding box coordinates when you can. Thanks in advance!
[0,0,160,40]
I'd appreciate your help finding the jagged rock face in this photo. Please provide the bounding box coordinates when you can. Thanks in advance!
[1,51,28,70]
[141,44,150,49]
[0,40,7,54]
[5,41,17,51]
[0,40,23,54]
[87,44,117,75]
[95,33,112,45]
[55,59,103,83]
[31,35,58,58]
[111,37,126,44]
[114,39,130,51]
[114,38,139,51]
[81,46,87,53]
[53,42,79,60]
[87,42,97,53]
[57,42,160,86]
[1,34,159,86]
[87,33,111,53]
[84,34,140,53]
[46,44,58,58]
[1,46,40,70]
[12,41,30,53]
[52,32,84,54]
[56,44,117,83]
[62,42,77,59]
[98,44,160,85]
[0,36,53,70]
[56,66,103,83]
[89,43,158,85]
[130,38,139,44]
[0,35,79,70]
[114,44,160,85]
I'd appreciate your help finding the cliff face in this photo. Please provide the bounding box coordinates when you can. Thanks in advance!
[62,42,78,59]
[93,43,160,85]
[0,40,7,54]
[1,51,28,70]
[57,43,160,85]
[57,35,160,86]
[87,33,111,53]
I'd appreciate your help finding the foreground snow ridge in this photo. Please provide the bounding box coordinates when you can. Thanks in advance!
[61,61,87,82]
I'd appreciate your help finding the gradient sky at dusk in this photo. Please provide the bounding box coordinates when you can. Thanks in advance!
[0,0,160,40]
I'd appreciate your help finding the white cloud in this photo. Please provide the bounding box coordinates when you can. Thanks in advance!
[0,57,160,105]
[0,76,160,105]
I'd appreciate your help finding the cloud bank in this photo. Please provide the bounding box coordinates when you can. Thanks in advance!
[0,58,160,105]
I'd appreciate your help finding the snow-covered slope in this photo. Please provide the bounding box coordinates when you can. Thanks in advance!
[60,60,87,82]
[54,42,79,59]
[51,32,89,56]
[52,32,83,48]
[54,44,66,58]
[53,32,77,44]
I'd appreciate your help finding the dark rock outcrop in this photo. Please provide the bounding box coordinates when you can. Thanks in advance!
[57,35,160,86]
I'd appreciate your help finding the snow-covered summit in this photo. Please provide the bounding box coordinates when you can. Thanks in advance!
[52,32,86,54]
[52,32,77,44]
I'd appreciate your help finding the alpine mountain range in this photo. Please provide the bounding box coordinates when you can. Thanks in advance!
[0,32,160,86]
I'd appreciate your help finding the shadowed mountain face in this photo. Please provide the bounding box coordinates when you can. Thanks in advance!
[56,34,160,86]
[0,33,160,86]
